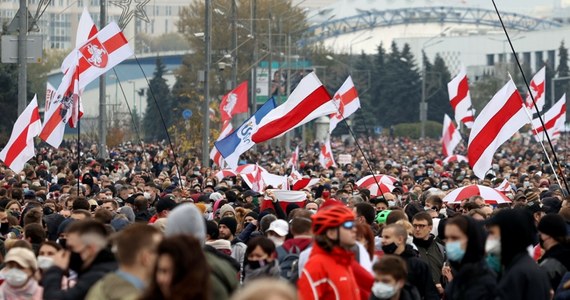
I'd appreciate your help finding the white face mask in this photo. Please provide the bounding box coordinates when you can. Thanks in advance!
[37,256,55,270]
[372,281,397,299]
[143,192,152,200]
[5,268,29,287]
[268,236,284,247]
[388,201,396,207]
[485,237,501,256]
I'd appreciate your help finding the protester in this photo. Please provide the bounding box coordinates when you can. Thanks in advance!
[242,236,281,283]
[443,215,497,299]
[486,208,551,300]
[371,255,421,300]
[537,214,570,289]
[139,235,210,300]
[0,247,43,299]
[411,211,446,294]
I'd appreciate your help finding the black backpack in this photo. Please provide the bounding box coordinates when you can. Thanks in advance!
[276,245,301,283]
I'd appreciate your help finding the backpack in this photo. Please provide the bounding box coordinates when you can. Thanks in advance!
[277,245,301,283]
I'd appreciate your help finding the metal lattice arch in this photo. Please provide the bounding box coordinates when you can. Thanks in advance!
[299,6,562,46]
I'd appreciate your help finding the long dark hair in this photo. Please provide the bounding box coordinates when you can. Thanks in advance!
[140,235,210,300]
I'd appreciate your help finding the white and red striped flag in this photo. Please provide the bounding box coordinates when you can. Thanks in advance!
[220,81,248,123]
[495,179,513,193]
[319,138,336,169]
[448,67,475,128]
[292,177,321,191]
[287,146,299,169]
[468,79,527,178]
[210,121,234,167]
[214,169,238,181]
[442,114,462,157]
[525,66,546,114]
[45,82,56,113]
[531,94,566,142]
[0,96,42,173]
[329,76,360,133]
[252,72,334,143]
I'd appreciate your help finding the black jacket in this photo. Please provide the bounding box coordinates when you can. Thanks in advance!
[399,245,440,300]
[370,283,421,300]
[497,253,551,300]
[444,261,496,300]
[539,243,570,288]
[42,248,118,300]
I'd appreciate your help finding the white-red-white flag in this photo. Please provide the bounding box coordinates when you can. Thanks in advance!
[525,66,546,114]
[329,76,360,133]
[532,94,566,142]
[292,177,321,191]
[0,96,42,173]
[75,22,133,90]
[45,82,56,113]
[448,67,475,128]
[287,146,299,169]
[252,72,333,143]
[319,139,336,169]
[210,121,234,168]
[40,63,80,148]
[220,81,248,123]
[468,80,527,178]
[442,114,462,157]
[495,179,513,193]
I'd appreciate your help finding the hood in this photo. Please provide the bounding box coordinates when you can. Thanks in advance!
[448,216,486,269]
[165,204,206,244]
[282,237,312,253]
[486,208,536,266]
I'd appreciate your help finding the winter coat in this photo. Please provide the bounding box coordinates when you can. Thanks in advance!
[444,261,496,300]
[413,234,445,285]
[399,245,440,300]
[298,243,362,300]
[539,243,570,289]
[42,248,118,300]
[85,273,140,300]
[497,253,551,300]
[0,280,43,300]
[243,260,281,283]
[205,250,239,300]
[555,272,570,300]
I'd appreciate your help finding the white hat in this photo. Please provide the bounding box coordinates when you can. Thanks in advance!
[266,219,289,237]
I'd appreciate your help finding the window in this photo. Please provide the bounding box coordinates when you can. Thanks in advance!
[486,54,495,66]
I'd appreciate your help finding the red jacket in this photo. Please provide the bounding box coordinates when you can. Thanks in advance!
[298,243,361,300]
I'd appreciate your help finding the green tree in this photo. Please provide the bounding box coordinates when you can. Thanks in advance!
[143,57,173,141]
[0,56,19,143]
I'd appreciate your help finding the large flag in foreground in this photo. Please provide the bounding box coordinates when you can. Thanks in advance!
[210,121,234,167]
[525,66,546,114]
[448,67,474,128]
[468,80,527,178]
[220,81,248,123]
[215,98,277,169]
[0,96,42,173]
[252,72,334,143]
[329,76,360,133]
[532,94,566,142]
[442,114,462,157]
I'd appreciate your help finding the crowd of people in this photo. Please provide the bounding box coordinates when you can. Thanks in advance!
[0,134,568,299]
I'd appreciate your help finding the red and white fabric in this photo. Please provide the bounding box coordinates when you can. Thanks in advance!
[238,164,288,192]
[0,95,42,173]
[319,138,336,169]
[287,146,299,169]
[442,154,469,164]
[252,72,334,143]
[531,94,566,142]
[45,82,56,113]
[292,178,321,191]
[210,121,234,168]
[525,66,546,114]
[214,169,238,181]
[329,76,361,133]
[448,67,475,128]
[356,174,399,188]
[261,190,307,212]
[40,63,81,148]
[443,185,512,205]
[494,179,513,193]
[289,167,303,182]
[442,114,462,157]
[468,79,527,179]
[220,81,248,123]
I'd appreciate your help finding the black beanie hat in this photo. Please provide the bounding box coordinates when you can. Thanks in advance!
[245,211,259,220]
[538,214,567,241]
[219,217,238,235]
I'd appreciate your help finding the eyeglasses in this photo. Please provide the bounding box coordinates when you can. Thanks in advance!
[412,224,428,229]
[342,221,355,230]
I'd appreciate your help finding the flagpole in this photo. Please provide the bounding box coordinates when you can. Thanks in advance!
[491,0,570,194]
[77,94,81,197]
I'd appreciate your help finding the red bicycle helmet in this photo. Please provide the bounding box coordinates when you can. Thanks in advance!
[311,205,356,235]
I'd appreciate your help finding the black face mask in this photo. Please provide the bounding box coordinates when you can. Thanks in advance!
[10,212,20,220]
[247,259,269,270]
[68,251,84,272]
[0,222,9,235]
[382,242,398,255]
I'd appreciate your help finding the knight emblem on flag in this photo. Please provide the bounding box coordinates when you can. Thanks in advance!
[223,93,238,117]
[80,39,108,68]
